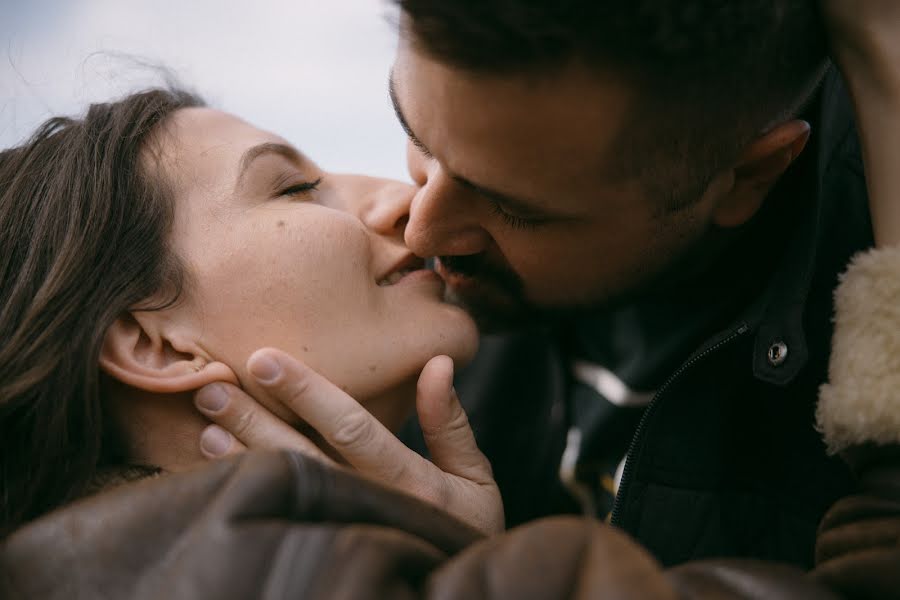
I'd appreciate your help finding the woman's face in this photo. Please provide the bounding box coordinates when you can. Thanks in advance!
[153,108,478,423]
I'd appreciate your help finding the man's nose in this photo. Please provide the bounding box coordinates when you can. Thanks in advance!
[404,166,492,258]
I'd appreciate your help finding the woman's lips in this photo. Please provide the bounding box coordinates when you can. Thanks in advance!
[377,268,441,287]
[376,254,429,286]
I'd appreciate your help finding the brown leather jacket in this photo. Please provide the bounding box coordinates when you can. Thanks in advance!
[0,446,896,599]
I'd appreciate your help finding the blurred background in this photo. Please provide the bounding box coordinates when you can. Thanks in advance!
[0,0,408,180]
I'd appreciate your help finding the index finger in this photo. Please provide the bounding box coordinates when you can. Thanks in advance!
[245,348,432,485]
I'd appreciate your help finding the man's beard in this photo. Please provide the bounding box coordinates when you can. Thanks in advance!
[436,228,728,334]
[438,254,539,333]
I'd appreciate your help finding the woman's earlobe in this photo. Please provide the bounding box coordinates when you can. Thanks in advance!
[100,313,238,394]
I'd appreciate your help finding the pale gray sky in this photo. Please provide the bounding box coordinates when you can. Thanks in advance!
[0,0,408,180]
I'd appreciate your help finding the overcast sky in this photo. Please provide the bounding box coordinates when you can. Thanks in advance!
[0,0,408,180]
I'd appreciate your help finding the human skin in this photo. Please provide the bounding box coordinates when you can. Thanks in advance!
[100,107,479,466]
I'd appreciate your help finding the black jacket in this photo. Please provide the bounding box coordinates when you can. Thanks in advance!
[404,68,873,569]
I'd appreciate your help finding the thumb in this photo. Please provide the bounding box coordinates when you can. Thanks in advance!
[416,355,494,485]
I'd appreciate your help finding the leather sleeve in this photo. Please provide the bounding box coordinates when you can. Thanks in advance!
[427,520,838,600]
[0,451,479,600]
[1,451,843,600]
[813,446,900,600]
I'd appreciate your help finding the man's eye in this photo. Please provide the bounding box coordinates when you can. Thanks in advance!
[279,177,323,198]
[487,200,542,231]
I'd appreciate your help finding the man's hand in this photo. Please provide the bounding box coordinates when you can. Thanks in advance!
[193,350,504,536]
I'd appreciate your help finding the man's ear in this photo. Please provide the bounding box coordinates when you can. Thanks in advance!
[100,312,238,394]
[712,119,811,228]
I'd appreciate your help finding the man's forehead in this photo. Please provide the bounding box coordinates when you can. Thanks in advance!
[392,48,635,198]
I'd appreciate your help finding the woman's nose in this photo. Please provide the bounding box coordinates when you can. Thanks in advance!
[360,180,413,238]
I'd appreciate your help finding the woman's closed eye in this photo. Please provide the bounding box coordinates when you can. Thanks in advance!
[278,177,323,199]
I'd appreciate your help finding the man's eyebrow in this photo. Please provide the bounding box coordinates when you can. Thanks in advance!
[237,142,303,184]
[388,74,433,159]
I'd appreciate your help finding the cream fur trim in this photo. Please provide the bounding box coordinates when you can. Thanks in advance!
[818,245,900,453]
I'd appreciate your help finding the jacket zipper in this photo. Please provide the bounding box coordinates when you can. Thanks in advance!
[609,321,751,526]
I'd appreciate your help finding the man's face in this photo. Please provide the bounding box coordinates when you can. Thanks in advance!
[392,42,724,330]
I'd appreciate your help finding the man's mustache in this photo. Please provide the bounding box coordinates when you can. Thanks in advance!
[438,254,524,295]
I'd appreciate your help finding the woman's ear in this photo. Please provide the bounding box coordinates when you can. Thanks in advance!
[712,119,811,228]
[100,312,238,393]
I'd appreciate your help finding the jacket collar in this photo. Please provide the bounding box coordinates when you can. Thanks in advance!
[744,66,861,385]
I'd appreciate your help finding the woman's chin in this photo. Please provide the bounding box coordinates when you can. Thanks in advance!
[435,302,481,365]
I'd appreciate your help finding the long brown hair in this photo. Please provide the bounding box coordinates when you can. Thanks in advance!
[0,88,203,536]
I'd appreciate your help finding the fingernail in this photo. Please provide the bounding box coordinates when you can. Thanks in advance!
[195,384,227,412]
[248,353,281,383]
[200,426,232,456]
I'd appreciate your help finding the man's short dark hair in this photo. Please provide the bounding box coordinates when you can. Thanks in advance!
[395,0,829,208]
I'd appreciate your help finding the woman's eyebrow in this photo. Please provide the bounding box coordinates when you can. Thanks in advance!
[236,142,303,184]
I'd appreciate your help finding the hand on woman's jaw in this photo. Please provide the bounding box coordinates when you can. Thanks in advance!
[99,316,505,535]
[192,349,506,535]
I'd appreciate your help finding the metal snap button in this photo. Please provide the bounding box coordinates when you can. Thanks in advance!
[767,341,788,367]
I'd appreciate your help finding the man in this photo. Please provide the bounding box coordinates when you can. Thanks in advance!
[198,0,872,568]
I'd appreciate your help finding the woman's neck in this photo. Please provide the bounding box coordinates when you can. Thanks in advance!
[114,389,209,473]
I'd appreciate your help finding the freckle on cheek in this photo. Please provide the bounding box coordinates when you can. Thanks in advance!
[277,220,285,228]
[302,346,310,352]
[368,365,377,372]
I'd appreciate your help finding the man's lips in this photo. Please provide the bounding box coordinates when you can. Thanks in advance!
[435,256,528,308]
[434,257,512,296]
[434,257,479,289]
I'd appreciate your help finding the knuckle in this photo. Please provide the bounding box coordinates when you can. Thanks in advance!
[422,406,471,441]
[331,410,375,450]
[281,365,316,410]
[444,408,471,436]
[230,407,258,439]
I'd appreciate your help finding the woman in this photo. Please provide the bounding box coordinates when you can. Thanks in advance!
[0,88,485,536]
